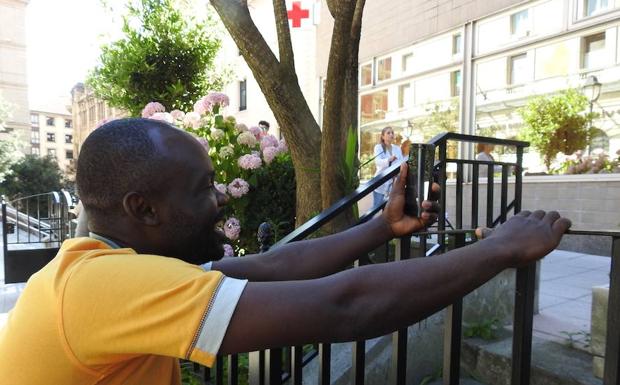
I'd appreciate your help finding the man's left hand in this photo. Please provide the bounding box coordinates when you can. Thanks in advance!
[382,163,440,237]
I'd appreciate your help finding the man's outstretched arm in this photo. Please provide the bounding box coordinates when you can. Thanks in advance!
[211,164,439,281]
[218,209,571,355]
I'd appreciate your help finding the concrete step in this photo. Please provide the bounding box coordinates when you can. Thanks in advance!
[462,330,602,385]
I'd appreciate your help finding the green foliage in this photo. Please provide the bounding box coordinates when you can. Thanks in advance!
[343,125,360,219]
[463,317,500,340]
[87,0,225,115]
[0,97,24,183]
[561,330,591,349]
[0,155,64,199]
[419,100,459,140]
[518,89,594,169]
[419,367,443,385]
[180,361,202,385]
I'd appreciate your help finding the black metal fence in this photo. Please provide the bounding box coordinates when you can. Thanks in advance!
[1,190,75,283]
[195,133,619,385]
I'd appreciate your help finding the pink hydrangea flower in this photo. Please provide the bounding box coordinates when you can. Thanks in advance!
[215,182,227,195]
[205,92,230,108]
[141,102,166,118]
[95,118,117,129]
[238,154,262,170]
[227,178,250,198]
[210,128,225,141]
[263,146,278,164]
[260,134,279,150]
[237,131,258,147]
[223,244,234,257]
[249,125,262,139]
[149,112,174,124]
[183,111,201,129]
[224,217,241,240]
[235,123,248,133]
[170,109,185,121]
[193,96,212,116]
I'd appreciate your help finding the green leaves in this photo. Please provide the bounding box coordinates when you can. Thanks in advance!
[0,155,65,200]
[518,89,592,169]
[87,0,224,115]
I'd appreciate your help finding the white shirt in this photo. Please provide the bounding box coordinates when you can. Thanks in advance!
[373,143,404,195]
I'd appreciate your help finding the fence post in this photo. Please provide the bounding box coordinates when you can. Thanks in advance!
[604,236,620,385]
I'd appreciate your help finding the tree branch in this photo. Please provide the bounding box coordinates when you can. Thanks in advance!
[273,0,295,70]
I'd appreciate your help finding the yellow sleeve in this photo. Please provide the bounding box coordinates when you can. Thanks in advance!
[61,253,247,369]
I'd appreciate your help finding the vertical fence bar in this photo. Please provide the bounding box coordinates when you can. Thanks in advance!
[486,165,494,227]
[2,203,8,259]
[604,236,620,385]
[391,236,411,385]
[443,233,465,385]
[456,163,463,229]
[290,346,303,385]
[248,351,264,385]
[471,164,479,229]
[353,254,367,385]
[228,354,238,385]
[515,148,523,214]
[215,356,224,385]
[512,263,536,385]
[318,343,331,385]
[265,349,282,385]
[438,142,447,251]
[26,199,30,243]
[500,165,508,222]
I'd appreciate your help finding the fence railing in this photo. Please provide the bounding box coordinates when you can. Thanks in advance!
[194,133,619,385]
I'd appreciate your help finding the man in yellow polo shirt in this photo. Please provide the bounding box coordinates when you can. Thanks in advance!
[0,118,570,384]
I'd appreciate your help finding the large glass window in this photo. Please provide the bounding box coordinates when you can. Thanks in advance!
[31,147,40,156]
[31,130,39,144]
[452,34,462,55]
[402,53,413,72]
[585,0,609,16]
[46,132,56,142]
[582,33,606,69]
[46,116,55,126]
[398,84,411,109]
[451,70,461,97]
[66,150,74,160]
[30,113,39,125]
[65,134,73,144]
[360,90,388,125]
[508,54,528,85]
[510,10,530,37]
[65,119,72,128]
[377,57,392,82]
[360,63,372,86]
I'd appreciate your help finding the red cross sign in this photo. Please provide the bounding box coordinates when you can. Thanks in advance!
[287,1,310,28]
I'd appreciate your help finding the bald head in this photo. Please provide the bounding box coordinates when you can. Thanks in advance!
[76,118,188,218]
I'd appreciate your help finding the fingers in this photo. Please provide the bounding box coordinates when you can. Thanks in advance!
[530,210,545,220]
[390,163,407,197]
[475,227,493,240]
[542,211,560,225]
[553,217,572,235]
[517,210,531,217]
[428,182,440,201]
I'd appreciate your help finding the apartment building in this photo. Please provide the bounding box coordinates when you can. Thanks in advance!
[29,104,75,177]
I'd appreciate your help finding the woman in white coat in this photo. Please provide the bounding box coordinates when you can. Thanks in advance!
[373,126,404,208]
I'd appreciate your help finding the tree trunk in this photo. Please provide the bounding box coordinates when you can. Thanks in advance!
[210,0,321,225]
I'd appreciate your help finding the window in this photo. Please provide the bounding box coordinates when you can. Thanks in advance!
[452,34,462,55]
[239,79,247,111]
[585,0,609,16]
[451,70,462,97]
[31,147,40,156]
[582,33,606,69]
[402,53,413,72]
[590,128,609,151]
[46,132,56,142]
[65,119,72,128]
[47,148,56,157]
[66,150,74,160]
[30,114,39,125]
[360,89,388,125]
[377,57,392,82]
[398,84,411,109]
[46,116,55,126]
[31,131,40,144]
[508,54,528,85]
[510,10,530,37]
[360,63,372,86]
[65,134,73,144]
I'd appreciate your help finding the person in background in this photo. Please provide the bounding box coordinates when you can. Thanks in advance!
[373,126,405,208]
[258,120,270,134]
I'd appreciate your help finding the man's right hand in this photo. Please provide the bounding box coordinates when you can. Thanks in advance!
[478,210,571,268]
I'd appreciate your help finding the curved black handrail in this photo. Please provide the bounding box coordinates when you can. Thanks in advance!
[274,133,528,247]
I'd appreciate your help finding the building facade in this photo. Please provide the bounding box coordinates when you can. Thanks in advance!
[70,83,126,158]
[0,0,30,154]
[336,0,620,176]
[29,106,74,176]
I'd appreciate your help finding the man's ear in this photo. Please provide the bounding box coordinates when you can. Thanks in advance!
[122,192,159,226]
